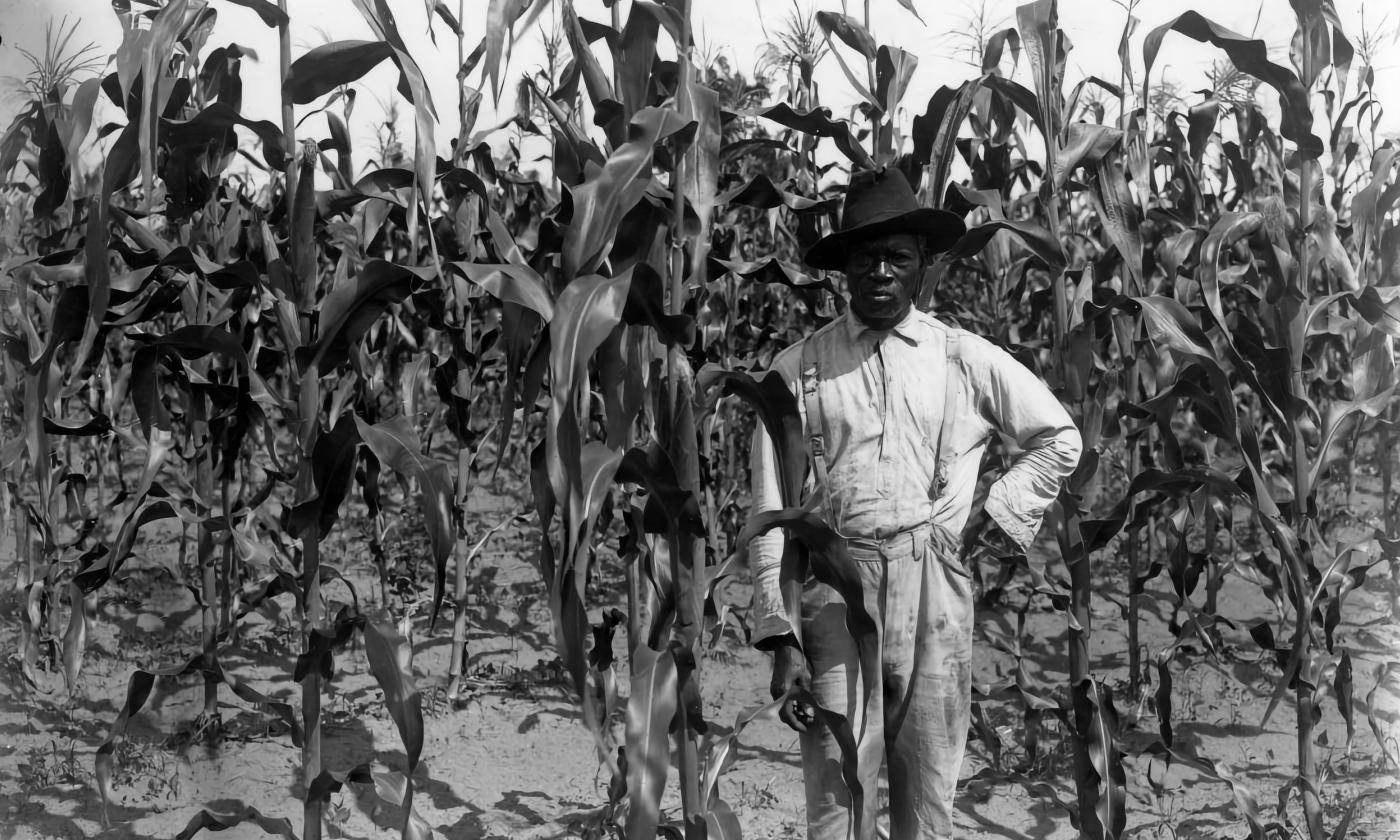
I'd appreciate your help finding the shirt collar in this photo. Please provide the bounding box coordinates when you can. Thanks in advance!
[842,307,930,346]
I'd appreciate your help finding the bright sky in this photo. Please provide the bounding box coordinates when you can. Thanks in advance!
[1,0,1397,179]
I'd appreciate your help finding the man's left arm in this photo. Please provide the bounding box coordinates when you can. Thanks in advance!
[968,338,1083,550]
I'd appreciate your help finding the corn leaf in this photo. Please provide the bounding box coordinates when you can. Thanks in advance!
[449,261,555,321]
[69,199,109,393]
[286,413,361,538]
[1055,123,1121,190]
[1016,0,1062,144]
[1088,150,1143,292]
[876,45,918,120]
[616,2,660,121]
[140,0,192,203]
[563,108,688,279]
[547,271,631,503]
[355,416,455,627]
[61,583,88,689]
[74,498,178,592]
[696,368,804,506]
[616,440,705,536]
[562,0,618,137]
[815,11,877,60]
[1143,12,1323,159]
[948,219,1067,273]
[96,654,202,825]
[362,617,424,839]
[219,0,288,27]
[1078,678,1127,839]
[756,104,874,169]
[1365,662,1400,767]
[310,260,429,371]
[621,262,695,348]
[625,642,678,840]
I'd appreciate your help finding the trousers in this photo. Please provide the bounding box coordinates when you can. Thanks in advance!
[799,523,974,840]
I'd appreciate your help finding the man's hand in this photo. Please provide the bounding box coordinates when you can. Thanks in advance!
[771,642,815,733]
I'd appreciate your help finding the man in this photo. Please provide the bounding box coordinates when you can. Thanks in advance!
[748,168,1082,839]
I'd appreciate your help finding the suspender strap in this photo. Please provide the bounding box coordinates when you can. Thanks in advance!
[799,338,839,529]
[932,330,962,499]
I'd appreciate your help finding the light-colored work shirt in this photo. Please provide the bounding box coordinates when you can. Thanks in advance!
[747,307,1083,644]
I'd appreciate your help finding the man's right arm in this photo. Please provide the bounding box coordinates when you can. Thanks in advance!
[746,343,807,650]
[750,398,813,731]
[748,419,798,648]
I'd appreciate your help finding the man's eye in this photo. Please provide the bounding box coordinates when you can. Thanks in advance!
[848,252,915,271]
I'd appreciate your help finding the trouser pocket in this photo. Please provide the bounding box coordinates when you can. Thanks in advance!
[926,524,970,578]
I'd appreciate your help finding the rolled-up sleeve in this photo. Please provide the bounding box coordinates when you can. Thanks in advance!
[968,338,1082,549]
[746,346,806,648]
[747,421,796,645]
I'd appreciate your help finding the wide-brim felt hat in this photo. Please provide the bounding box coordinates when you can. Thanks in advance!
[803,167,966,271]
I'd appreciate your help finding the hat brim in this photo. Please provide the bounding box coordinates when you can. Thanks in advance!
[803,208,966,271]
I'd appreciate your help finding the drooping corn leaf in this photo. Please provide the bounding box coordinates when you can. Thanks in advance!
[1055,123,1121,190]
[309,260,430,371]
[355,416,455,627]
[286,413,361,538]
[948,219,1067,273]
[165,102,288,168]
[96,654,201,824]
[756,103,875,169]
[621,261,695,348]
[362,616,424,839]
[695,368,804,506]
[449,262,554,321]
[815,11,877,59]
[616,440,705,536]
[74,498,178,592]
[1143,12,1323,159]
[1141,744,1270,840]
[221,0,289,27]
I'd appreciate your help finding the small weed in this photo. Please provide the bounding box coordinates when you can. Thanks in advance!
[324,690,377,728]
[112,736,182,803]
[164,711,225,749]
[18,739,88,790]
[734,778,780,811]
[421,683,452,718]
[461,657,570,700]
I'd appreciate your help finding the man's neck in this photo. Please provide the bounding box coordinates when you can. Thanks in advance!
[852,307,912,333]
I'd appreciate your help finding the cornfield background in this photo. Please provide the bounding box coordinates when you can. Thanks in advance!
[0,0,1398,838]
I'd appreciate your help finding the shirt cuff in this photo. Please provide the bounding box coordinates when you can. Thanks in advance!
[984,485,1037,551]
[751,604,797,649]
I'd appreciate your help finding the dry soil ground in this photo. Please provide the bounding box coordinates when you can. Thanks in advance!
[1,479,1398,840]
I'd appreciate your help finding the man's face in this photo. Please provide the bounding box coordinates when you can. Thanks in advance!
[844,232,925,329]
